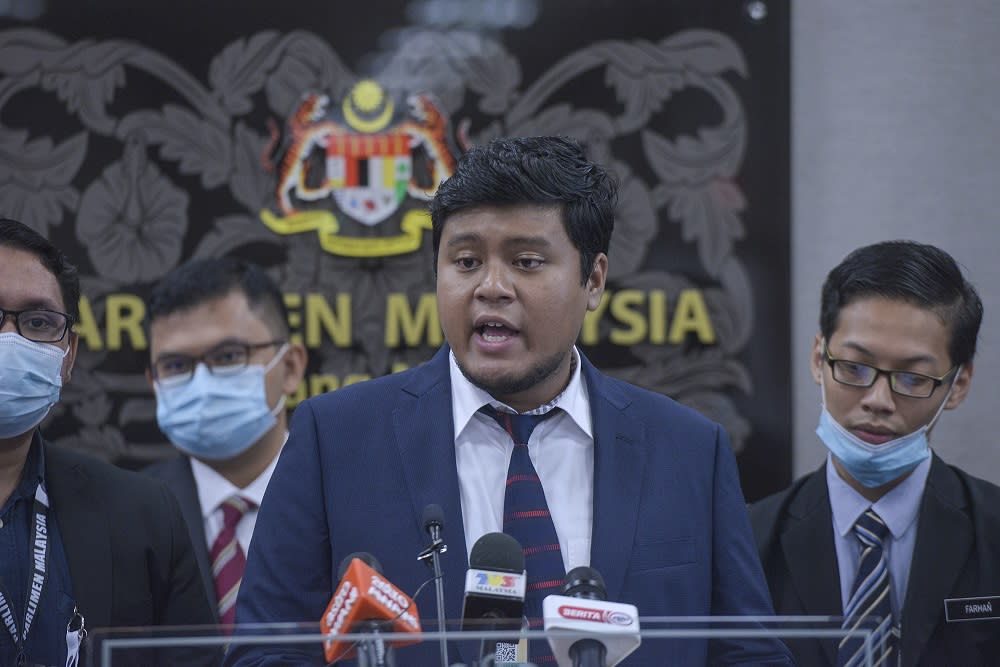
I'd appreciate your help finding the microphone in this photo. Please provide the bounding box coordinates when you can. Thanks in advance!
[462,533,527,662]
[543,566,640,667]
[418,503,449,667]
[420,504,447,556]
[320,552,422,665]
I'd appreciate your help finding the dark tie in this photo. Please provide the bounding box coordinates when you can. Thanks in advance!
[838,508,897,666]
[481,405,565,663]
[210,495,255,633]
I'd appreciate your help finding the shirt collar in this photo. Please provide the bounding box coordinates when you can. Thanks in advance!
[827,453,931,540]
[190,434,286,519]
[450,347,593,442]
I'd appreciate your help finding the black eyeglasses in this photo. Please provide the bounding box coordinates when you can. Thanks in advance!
[151,340,285,382]
[0,307,74,343]
[823,342,956,399]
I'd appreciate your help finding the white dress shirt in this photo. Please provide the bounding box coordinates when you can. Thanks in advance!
[190,437,285,555]
[827,453,931,622]
[451,348,594,571]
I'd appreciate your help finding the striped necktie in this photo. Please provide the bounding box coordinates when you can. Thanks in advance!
[481,405,565,663]
[210,495,255,633]
[838,508,898,666]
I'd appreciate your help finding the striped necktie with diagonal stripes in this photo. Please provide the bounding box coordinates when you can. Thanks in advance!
[210,495,256,633]
[838,508,898,667]
[481,405,565,663]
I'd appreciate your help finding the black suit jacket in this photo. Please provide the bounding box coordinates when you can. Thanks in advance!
[146,455,219,624]
[749,455,1000,666]
[43,437,218,664]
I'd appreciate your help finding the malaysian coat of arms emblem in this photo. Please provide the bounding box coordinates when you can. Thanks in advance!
[264,80,464,257]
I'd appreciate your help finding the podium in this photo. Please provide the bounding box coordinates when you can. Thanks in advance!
[86,616,888,666]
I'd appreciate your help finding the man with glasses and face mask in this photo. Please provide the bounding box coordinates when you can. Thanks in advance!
[0,218,216,666]
[751,241,1000,666]
[145,258,307,634]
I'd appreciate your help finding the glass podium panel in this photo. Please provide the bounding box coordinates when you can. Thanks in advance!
[86,616,887,666]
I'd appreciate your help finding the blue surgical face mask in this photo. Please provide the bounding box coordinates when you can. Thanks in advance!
[815,359,959,488]
[0,332,67,438]
[154,344,288,461]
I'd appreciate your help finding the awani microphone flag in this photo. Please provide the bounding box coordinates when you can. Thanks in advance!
[320,556,422,663]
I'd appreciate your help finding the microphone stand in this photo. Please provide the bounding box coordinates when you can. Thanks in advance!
[354,620,394,667]
[418,519,449,667]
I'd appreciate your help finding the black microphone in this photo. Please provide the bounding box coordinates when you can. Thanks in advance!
[562,567,604,600]
[422,504,446,548]
[340,551,383,578]
[419,503,449,667]
[543,566,640,667]
[462,533,527,663]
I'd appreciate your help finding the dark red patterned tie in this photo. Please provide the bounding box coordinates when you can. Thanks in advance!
[481,406,564,663]
[209,495,255,633]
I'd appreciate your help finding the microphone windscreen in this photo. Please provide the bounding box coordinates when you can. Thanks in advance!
[337,551,383,580]
[470,532,525,573]
[562,565,607,600]
[422,503,445,532]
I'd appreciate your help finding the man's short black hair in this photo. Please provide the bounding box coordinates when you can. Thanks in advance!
[146,257,289,338]
[820,240,983,366]
[0,217,81,322]
[429,135,617,284]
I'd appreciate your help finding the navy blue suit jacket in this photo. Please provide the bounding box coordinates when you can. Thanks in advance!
[226,348,791,665]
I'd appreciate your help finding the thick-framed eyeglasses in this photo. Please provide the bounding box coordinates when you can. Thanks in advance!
[823,342,956,399]
[151,340,285,382]
[0,307,74,343]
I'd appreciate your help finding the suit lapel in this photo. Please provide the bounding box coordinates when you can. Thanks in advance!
[781,467,841,666]
[44,443,114,629]
[900,456,973,664]
[391,349,469,632]
[160,457,218,622]
[581,357,645,603]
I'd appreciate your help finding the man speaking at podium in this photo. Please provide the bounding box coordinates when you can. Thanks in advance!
[226,136,791,665]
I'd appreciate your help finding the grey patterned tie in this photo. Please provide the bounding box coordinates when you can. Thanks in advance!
[838,508,898,666]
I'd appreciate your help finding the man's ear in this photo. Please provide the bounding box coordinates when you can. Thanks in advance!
[585,253,608,312]
[810,333,825,385]
[61,332,79,384]
[945,362,973,410]
[281,342,308,395]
